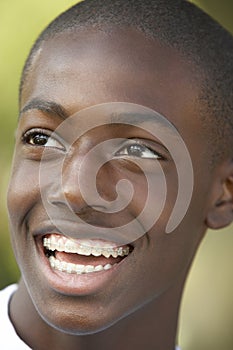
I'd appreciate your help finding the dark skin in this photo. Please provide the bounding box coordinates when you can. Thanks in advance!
[7,27,233,350]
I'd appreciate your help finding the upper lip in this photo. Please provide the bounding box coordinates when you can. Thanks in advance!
[32,220,141,248]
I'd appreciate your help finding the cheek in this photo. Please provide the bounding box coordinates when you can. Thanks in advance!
[7,157,40,226]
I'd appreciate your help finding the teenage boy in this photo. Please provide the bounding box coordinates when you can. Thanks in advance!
[1,0,233,349]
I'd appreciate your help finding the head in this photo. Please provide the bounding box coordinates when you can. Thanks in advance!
[7,0,233,336]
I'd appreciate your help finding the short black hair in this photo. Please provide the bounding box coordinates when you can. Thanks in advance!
[20,0,233,165]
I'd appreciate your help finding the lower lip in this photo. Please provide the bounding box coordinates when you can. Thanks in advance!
[36,238,131,296]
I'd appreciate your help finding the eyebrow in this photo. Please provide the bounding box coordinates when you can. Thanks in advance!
[110,112,179,134]
[19,98,69,120]
[19,99,179,135]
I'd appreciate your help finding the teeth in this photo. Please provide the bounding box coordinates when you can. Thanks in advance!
[94,265,104,272]
[103,264,112,270]
[49,256,114,274]
[91,247,102,256]
[111,251,118,258]
[65,241,77,253]
[43,236,130,258]
[79,245,91,256]
[85,265,95,273]
[76,264,85,274]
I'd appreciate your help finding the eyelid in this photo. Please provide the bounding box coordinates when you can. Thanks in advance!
[114,138,168,160]
[22,127,48,139]
[21,127,66,150]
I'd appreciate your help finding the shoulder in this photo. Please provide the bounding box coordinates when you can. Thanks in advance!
[0,284,31,349]
[0,284,18,316]
[0,284,18,301]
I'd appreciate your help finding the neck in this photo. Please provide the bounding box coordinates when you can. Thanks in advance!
[10,278,184,350]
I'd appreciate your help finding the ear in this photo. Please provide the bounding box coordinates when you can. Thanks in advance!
[206,160,233,229]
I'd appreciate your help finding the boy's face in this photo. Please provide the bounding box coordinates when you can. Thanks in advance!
[8,28,213,333]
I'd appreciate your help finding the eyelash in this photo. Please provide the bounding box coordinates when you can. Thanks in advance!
[22,128,65,150]
[21,129,166,160]
[114,139,166,160]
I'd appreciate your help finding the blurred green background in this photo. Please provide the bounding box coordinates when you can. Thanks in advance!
[0,1,232,349]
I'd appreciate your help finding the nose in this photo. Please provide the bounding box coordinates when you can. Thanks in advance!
[47,148,119,215]
[64,154,114,213]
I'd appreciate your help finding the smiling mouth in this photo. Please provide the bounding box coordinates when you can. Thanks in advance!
[43,234,133,275]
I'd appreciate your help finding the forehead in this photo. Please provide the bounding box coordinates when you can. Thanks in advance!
[21,27,200,124]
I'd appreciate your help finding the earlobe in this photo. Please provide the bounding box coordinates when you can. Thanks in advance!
[206,165,233,230]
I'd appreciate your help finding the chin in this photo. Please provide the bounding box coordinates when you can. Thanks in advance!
[37,304,124,336]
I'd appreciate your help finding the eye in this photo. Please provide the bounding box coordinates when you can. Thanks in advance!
[114,140,164,160]
[22,128,65,150]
